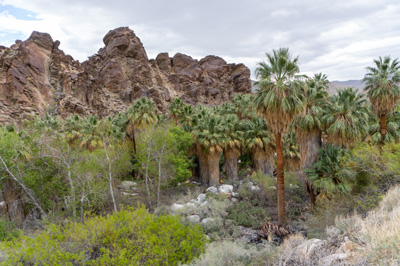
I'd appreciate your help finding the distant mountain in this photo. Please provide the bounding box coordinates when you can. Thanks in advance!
[328,80,364,94]
[252,80,364,94]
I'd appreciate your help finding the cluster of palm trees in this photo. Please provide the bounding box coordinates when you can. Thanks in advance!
[164,48,400,226]
[4,49,398,228]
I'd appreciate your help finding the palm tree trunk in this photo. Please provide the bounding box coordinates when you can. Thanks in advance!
[298,130,321,209]
[252,147,274,177]
[132,129,137,153]
[264,147,275,177]
[299,130,321,171]
[275,132,286,226]
[2,180,24,225]
[252,147,266,173]
[208,150,221,187]
[380,114,387,145]
[197,145,209,185]
[224,148,240,181]
[309,185,316,210]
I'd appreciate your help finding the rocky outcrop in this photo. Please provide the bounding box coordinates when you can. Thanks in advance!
[0,27,251,124]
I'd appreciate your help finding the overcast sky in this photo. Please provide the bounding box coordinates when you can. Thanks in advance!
[1,0,399,81]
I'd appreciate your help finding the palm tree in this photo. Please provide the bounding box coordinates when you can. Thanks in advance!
[367,109,400,144]
[63,114,82,146]
[169,97,185,123]
[232,94,256,120]
[254,48,304,226]
[243,117,274,176]
[191,107,225,186]
[296,73,329,170]
[126,97,158,152]
[79,116,104,152]
[283,131,300,171]
[363,56,400,144]
[221,114,243,181]
[322,88,369,148]
[305,144,350,200]
[295,74,329,208]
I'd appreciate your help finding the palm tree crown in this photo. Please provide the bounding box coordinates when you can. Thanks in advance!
[363,56,400,115]
[254,48,304,135]
[322,88,369,147]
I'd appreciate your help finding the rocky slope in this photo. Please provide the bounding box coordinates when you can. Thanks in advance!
[0,27,251,124]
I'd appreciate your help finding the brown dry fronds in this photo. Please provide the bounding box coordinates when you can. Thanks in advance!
[370,95,400,115]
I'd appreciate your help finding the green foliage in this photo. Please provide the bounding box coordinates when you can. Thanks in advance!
[322,88,369,147]
[0,206,207,265]
[227,201,269,228]
[254,47,304,135]
[363,55,400,115]
[306,144,351,196]
[368,109,400,143]
[0,218,19,242]
[135,123,193,186]
[168,125,194,184]
[296,73,329,132]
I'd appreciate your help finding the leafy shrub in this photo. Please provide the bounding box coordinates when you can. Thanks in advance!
[0,206,207,265]
[227,201,269,228]
[237,182,270,208]
[185,240,277,266]
[0,218,19,242]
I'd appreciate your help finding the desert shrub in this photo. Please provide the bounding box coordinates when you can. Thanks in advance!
[185,240,278,266]
[284,171,309,219]
[278,234,307,264]
[0,206,207,265]
[227,201,269,228]
[237,181,270,208]
[249,171,276,191]
[0,218,19,242]
[355,185,400,265]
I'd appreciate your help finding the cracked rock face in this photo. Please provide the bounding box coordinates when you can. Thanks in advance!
[0,27,251,124]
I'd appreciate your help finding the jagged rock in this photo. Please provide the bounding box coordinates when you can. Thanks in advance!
[187,215,201,223]
[206,186,218,194]
[218,184,233,194]
[0,27,251,124]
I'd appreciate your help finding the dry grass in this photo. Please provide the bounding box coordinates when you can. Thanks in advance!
[335,185,400,265]
[357,185,400,264]
[185,240,278,266]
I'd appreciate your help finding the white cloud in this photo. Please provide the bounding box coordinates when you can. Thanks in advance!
[0,0,399,80]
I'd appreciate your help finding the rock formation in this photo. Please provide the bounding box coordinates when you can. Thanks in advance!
[0,27,251,124]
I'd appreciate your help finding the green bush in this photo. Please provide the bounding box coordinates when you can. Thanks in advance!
[227,201,269,228]
[0,206,207,265]
[0,218,19,242]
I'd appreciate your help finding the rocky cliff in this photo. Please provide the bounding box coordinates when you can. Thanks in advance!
[0,27,251,124]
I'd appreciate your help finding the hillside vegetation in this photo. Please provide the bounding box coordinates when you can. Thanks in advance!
[0,49,400,265]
